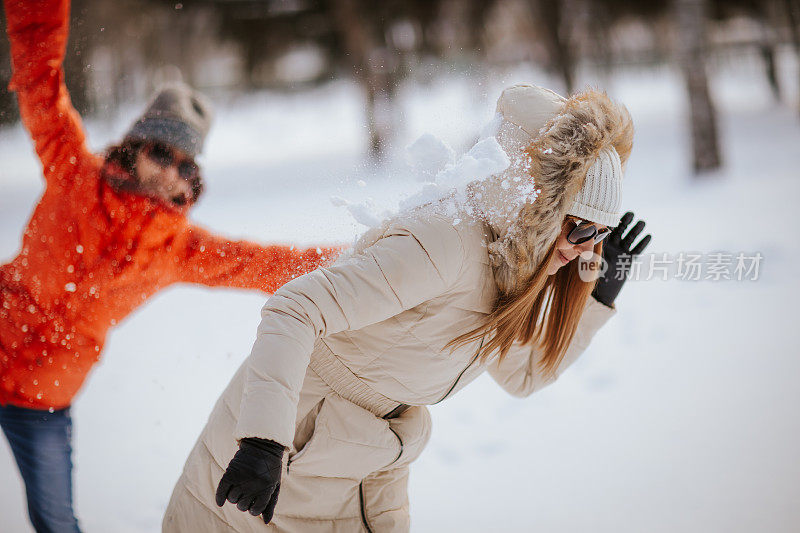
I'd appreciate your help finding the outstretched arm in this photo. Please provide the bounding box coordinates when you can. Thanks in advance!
[4,0,93,188]
[235,216,465,447]
[488,296,615,397]
[174,224,344,293]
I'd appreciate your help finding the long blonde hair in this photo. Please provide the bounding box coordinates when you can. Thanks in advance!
[448,236,603,379]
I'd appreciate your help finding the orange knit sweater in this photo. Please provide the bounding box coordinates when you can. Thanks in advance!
[0,0,340,409]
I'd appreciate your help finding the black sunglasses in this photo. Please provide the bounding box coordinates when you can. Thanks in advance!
[144,143,199,181]
[566,218,611,245]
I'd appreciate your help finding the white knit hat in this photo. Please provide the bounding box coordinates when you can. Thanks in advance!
[495,84,625,228]
[566,147,623,227]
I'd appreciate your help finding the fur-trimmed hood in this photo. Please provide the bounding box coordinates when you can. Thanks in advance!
[466,84,634,296]
[348,84,633,298]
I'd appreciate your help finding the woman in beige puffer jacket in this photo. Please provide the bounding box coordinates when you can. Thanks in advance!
[163,84,640,532]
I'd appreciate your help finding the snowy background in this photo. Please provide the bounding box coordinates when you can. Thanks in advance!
[2,56,800,532]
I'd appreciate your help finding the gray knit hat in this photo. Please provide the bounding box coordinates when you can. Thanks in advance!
[124,82,213,158]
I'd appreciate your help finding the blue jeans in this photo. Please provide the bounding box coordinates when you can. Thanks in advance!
[0,404,82,533]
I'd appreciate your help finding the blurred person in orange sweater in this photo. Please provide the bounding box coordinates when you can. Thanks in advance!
[0,1,340,531]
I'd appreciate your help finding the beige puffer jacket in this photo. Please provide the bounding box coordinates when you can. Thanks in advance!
[163,85,632,532]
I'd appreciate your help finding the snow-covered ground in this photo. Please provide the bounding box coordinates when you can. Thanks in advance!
[1,54,799,532]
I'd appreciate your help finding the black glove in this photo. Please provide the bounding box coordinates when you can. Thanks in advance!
[592,211,651,307]
[215,437,285,524]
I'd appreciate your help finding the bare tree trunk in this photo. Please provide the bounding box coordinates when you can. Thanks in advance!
[586,0,614,82]
[0,9,20,126]
[330,0,395,159]
[64,0,94,116]
[760,44,781,101]
[465,0,495,54]
[786,0,800,116]
[758,2,782,102]
[529,0,576,94]
[158,7,200,88]
[177,9,218,90]
[675,0,721,175]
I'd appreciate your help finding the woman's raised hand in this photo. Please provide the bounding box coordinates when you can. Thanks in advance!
[592,211,652,307]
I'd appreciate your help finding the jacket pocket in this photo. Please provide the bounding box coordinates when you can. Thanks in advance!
[286,394,431,479]
[287,393,400,480]
[382,404,432,470]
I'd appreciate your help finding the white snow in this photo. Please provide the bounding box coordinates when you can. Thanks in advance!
[329,195,387,229]
[1,52,800,533]
[334,129,508,229]
[396,134,510,217]
[406,133,455,181]
[435,136,510,190]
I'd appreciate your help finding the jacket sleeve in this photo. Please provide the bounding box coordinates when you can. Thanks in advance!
[487,296,615,398]
[234,217,466,446]
[174,224,343,293]
[4,0,93,188]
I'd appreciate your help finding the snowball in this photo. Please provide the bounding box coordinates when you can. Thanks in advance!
[479,113,503,140]
[346,202,383,228]
[398,182,446,212]
[330,195,348,207]
[406,133,455,181]
[435,137,510,190]
[342,118,513,229]
[332,195,385,228]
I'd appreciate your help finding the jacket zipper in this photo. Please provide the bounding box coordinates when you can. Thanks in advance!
[434,335,485,405]
[359,480,375,533]
[359,426,402,532]
[386,426,403,466]
[359,337,485,532]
